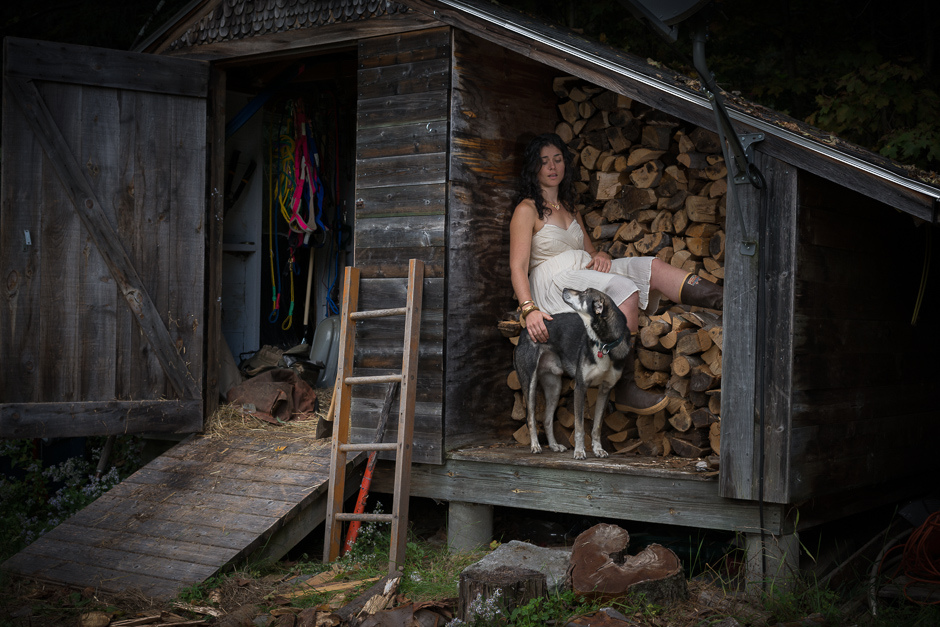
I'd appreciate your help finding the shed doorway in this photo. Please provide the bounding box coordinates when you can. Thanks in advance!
[219,51,357,385]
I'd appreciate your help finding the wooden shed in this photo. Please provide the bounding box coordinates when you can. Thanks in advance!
[3,0,940,581]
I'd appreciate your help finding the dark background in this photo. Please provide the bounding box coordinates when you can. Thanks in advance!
[2,0,938,173]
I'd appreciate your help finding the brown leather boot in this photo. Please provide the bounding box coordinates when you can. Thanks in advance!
[614,338,667,415]
[679,273,724,310]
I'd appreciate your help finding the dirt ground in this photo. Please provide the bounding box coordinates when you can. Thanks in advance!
[0,571,781,627]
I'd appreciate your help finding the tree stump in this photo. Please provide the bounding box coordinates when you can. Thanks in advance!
[457,565,546,622]
[567,523,688,607]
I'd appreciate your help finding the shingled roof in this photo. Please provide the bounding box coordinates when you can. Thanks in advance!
[139,0,410,53]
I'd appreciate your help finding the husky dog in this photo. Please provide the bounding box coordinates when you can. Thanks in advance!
[514,288,631,459]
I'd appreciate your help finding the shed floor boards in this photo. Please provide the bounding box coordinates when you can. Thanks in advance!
[0,431,358,600]
[373,442,785,535]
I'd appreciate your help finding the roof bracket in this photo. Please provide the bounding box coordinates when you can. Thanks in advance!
[693,27,765,189]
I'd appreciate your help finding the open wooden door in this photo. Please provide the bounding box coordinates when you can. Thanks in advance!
[1,38,211,438]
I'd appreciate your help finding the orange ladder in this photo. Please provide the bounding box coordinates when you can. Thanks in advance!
[323,259,423,574]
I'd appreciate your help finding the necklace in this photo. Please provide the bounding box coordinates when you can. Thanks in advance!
[545,199,562,211]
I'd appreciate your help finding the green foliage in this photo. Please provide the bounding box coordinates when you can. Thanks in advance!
[760,574,843,626]
[0,436,144,562]
[809,61,940,171]
[508,590,605,627]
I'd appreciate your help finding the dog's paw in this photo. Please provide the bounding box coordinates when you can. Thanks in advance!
[593,446,609,458]
[573,447,587,460]
[530,443,543,454]
[549,443,567,453]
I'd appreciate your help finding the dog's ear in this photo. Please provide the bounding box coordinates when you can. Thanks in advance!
[593,294,605,315]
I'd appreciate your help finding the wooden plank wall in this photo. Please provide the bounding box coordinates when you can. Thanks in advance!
[445,32,560,449]
[1,39,206,436]
[351,27,451,464]
[787,172,940,503]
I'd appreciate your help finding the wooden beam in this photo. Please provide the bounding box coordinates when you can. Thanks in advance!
[0,400,202,438]
[4,37,209,97]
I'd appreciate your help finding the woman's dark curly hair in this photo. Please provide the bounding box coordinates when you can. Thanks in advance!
[515,132,576,220]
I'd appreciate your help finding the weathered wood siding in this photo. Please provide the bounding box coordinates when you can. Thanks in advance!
[0,38,207,438]
[787,173,940,502]
[445,31,560,449]
[350,27,451,464]
[720,152,797,503]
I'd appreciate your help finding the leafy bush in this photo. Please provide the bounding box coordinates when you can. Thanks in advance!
[0,436,144,561]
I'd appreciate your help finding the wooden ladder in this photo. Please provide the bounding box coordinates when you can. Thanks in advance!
[324,259,423,575]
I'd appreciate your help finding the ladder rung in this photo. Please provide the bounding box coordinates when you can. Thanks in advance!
[350,307,407,320]
[345,374,403,385]
[334,513,394,523]
[340,442,398,453]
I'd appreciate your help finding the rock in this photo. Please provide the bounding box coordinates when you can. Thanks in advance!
[464,540,571,593]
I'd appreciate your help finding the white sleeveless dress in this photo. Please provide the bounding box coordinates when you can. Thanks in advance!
[528,221,659,315]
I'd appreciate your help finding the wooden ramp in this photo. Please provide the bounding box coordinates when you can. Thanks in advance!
[1,431,362,599]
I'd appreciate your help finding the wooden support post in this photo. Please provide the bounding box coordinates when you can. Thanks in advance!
[448,501,493,552]
[744,531,800,593]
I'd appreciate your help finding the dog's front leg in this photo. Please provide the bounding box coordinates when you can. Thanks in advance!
[572,381,588,460]
[591,385,612,458]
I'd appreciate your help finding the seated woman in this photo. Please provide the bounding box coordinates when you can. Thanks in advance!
[509,132,723,414]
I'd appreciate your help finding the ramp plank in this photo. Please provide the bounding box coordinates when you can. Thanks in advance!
[1,431,355,599]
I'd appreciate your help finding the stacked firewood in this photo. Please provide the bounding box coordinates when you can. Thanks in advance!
[503,78,726,461]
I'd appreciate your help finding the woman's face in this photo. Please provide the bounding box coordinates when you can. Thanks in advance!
[537,144,565,190]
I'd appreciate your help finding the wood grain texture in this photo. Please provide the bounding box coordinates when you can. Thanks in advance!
[0,432,358,599]
[444,31,560,450]
[1,42,208,438]
[371,449,786,534]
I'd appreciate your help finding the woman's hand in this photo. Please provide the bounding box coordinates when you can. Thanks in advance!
[524,309,553,343]
[587,250,611,273]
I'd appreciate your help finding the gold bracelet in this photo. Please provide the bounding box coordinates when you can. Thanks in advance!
[520,304,539,320]
[518,299,535,309]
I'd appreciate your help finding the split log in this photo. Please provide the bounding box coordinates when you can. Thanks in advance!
[622,186,657,213]
[581,145,602,170]
[708,390,721,415]
[685,195,718,223]
[690,408,718,429]
[593,223,621,240]
[606,126,631,153]
[668,405,692,432]
[629,160,663,189]
[666,435,709,458]
[602,198,629,222]
[637,347,672,372]
[690,365,718,392]
[627,147,666,167]
[639,319,670,348]
[709,421,721,453]
[614,220,650,242]
[558,99,580,124]
[634,232,672,255]
[675,328,713,356]
[689,127,721,153]
[592,171,623,200]
[671,354,703,378]
[656,189,688,213]
[567,524,688,606]
[641,125,673,151]
[676,152,709,170]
